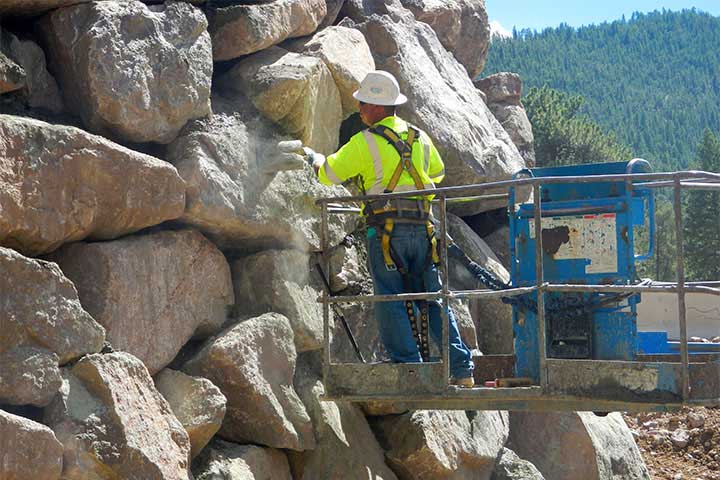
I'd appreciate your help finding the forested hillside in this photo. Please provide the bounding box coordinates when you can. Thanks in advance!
[483,9,720,171]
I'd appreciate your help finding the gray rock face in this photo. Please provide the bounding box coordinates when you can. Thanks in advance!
[482,225,510,269]
[45,353,191,480]
[399,0,491,78]
[0,114,185,256]
[321,0,345,28]
[193,439,293,480]
[183,313,316,451]
[372,410,507,479]
[154,369,227,459]
[207,0,327,61]
[0,49,24,94]
[447,213,513,354]
[349,6,525,214]
[218,46,342,155]
[0,409,64,480]
[0,247,105,406]
[509,411,650,480]
[476,72,522,104]
[0,347,62,407]
[491,448,545,480]
[167,105,354,253]
[285,25,375,117]
[477,73,535,166]
[289,361,399,480]
[3,31,64,113]
[232,250,323,352]
[49,229,234,374]
[39,1,212,144]
[0,0,90,16]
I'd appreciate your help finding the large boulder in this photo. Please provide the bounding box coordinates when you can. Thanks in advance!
[183,313,316,451]
[0,247,105,406]
[38,1,212,144]
[371,410,508,479]
[509,411,650,480]
[166,104,354,253]
[476,73,535,167]
[206,0,326,61]
[193,439,293,480]
[48,229,234,375]
[285,25,375,117]
[447,213,513,354]
[289,358,399,480]
[347,5,525,214]
[399,0,490,78]
[0,0,90,17]
[2,30,64,113]
[0,114,185,256]
[491,448,545,480]
[0,410,64,480]
[232,250,323,352]
[154,369,227,459]
[217,46,342,155]
[45,352,192,480]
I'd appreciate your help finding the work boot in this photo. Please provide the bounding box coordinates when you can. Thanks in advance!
[451,376,475,388]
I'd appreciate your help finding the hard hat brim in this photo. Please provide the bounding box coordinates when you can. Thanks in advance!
[353,90,408,106]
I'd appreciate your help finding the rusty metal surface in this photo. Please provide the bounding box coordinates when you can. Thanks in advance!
[545,358,720,403]
[546,359,682,402]
[674,179,691,400]
[324,362,446,397]
[688,361,720,400]
[473,355,516,383]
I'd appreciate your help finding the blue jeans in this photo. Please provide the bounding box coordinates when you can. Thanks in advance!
[367,224,474,379]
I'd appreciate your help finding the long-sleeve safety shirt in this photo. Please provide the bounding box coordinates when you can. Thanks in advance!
[317,116,446,194]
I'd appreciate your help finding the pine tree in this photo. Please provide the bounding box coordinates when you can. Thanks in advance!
[523,86,633,167]
[684,129,720,280]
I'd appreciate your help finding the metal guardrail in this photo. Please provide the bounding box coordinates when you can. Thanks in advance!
[316,169,720,403]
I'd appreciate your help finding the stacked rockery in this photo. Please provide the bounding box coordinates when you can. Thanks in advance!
[0,0,648,479]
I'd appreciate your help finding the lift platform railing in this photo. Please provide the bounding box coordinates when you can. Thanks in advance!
[316,168,720,406]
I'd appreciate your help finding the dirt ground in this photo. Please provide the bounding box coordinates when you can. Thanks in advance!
[624,407,720,480]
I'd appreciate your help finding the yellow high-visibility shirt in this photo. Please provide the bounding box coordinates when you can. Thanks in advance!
[318,116,445,195]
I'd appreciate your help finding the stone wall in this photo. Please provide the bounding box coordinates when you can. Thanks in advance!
[0,1,646,479]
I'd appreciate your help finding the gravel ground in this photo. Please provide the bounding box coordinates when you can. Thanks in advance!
[624,407,720,480]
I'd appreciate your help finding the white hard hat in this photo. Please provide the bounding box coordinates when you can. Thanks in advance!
[352,70,408,106]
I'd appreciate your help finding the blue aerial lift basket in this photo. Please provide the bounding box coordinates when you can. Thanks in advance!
[318,161,720,412]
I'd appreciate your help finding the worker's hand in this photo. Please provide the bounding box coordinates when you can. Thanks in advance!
[303,146,326,174]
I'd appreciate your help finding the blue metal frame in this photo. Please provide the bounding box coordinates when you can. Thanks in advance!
[509,161,655,380]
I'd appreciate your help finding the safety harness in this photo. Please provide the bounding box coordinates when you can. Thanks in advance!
[364,125,441,361]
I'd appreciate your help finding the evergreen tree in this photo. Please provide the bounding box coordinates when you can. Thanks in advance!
[484,9,720,172]
[684,129,720,280]
[523,86,633,167]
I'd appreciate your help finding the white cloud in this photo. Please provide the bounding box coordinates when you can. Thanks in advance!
[490,20,512,39]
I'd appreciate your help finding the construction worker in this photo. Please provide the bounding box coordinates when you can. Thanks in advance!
[306,70,475,387]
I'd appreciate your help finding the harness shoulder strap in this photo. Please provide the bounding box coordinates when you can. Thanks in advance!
[370,125,425,193]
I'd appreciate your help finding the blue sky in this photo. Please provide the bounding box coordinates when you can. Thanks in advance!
[486,1,720,35]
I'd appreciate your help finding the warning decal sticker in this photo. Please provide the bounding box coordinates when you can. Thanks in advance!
[529,214,618,274]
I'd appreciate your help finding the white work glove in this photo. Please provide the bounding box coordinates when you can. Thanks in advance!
[272,139,306,171]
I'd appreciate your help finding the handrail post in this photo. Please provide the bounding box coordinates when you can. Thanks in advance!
[437,194,451,386]
[321,202,331,380]
[533,184,548,390]
[673,177,690,401]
